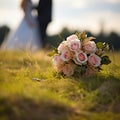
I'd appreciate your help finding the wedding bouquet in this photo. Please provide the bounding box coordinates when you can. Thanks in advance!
[49,32,111,76]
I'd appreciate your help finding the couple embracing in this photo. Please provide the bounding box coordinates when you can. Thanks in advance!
[1,0,52,51]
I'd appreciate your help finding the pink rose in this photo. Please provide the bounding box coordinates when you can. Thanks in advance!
[57,41,67,53]
[63,63,75,76]
[75,51,88,64]
[68,39,81,52]
[52,54,64,66]
[60,47,71,61]
[83,41,96,54]
[67,34,78,42]
[88,54,101,67]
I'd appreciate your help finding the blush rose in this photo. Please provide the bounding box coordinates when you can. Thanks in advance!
[67,34,78,42]
[75,51,88,64]
[68,39,81,52]
[52,54,64,66]
[57,41,67,53]
[62,63,75,76]
[83,41,96,54]
[88,53,101,67]
[60,47,71,61]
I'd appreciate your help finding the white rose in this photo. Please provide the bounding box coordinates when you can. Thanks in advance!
[88,53,101,67]
[83,41,96,54]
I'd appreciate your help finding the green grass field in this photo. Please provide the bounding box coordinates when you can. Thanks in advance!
[0,50,120,120]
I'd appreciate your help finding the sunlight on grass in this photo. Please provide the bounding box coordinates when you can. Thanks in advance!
[0,50,120,119]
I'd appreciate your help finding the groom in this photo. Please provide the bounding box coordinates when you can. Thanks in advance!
[37,0,52,48]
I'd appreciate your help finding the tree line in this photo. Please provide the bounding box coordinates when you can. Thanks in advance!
[0,25,120,51]
[48,27,120,51]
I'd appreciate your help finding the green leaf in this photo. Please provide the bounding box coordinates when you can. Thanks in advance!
[96,42,104,49]
[75,32,79,37]
[53,47,58,53]
[101,56,111,65]
[97,42,110,51]
[47,50,57,57]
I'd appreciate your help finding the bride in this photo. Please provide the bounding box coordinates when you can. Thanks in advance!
[1,0,42,52]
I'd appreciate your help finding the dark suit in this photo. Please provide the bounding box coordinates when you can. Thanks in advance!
[37,0,52,47]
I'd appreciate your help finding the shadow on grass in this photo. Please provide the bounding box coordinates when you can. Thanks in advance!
[79,74,120,91]
[0,96,86,120]
[75,74,120,113]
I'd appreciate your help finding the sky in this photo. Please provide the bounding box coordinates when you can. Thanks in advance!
[0,0,120,35]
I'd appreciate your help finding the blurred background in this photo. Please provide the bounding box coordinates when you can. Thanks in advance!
[0,0,120,50]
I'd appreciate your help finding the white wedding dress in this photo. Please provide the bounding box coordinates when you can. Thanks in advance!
[1,1,42,52]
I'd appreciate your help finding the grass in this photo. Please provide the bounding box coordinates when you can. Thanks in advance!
[0,50,120,120]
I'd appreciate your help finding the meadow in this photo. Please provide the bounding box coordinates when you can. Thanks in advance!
[0,50,120,120]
